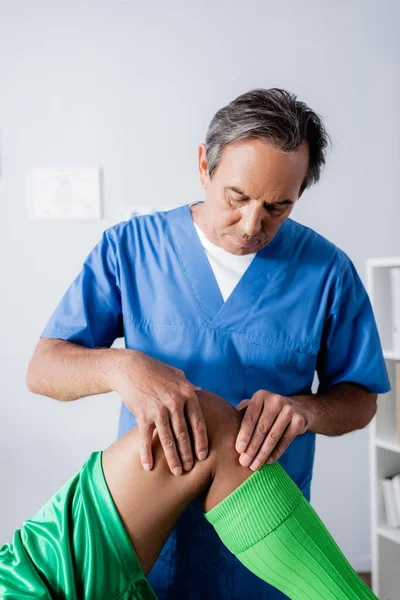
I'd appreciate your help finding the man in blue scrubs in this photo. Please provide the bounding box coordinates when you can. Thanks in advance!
[28,88,390,599]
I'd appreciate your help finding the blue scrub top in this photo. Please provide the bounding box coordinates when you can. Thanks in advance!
[41,203,390,599]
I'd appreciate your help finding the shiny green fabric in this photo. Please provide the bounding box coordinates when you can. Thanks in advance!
[0,452,157,599]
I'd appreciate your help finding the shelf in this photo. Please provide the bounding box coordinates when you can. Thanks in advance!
[383,351,400,361]
[375,438,400,453]
[368,257,400,268]
[377,525,400,544]
[368,258,400,597]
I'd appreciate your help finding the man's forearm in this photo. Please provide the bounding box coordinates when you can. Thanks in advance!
[26,338,129,401]
[289,383,378,436]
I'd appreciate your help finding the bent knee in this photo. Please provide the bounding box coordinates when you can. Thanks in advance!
[196,390,242,462]
[196,391,252,511]
[108,390,243,482]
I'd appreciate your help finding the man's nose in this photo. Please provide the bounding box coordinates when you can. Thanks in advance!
[240,206,264,236]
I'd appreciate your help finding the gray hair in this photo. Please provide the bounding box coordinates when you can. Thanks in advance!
[205,88,330,194]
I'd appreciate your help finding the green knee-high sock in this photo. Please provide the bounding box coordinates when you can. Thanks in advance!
[204,462,377,600]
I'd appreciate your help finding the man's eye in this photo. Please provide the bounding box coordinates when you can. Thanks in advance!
[265,204,286,215]
[230,194,245,203]
[265,204,289,217]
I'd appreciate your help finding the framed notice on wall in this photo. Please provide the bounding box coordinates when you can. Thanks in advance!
[26,165,102,220]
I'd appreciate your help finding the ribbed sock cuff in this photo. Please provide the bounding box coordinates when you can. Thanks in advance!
[204,462,302,555]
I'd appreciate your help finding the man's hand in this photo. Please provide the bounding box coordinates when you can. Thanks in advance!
[235,389,308,471]
[110,350,208,476]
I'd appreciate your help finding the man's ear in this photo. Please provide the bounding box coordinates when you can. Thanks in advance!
[198,143,210,189]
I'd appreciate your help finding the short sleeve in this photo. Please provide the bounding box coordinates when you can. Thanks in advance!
[41,229,123,348]
[316,257,390,394]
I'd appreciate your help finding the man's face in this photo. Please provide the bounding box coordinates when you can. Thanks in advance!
[197,138,310,255]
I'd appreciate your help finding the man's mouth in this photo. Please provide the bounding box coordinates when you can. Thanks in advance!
[233,237,260,248]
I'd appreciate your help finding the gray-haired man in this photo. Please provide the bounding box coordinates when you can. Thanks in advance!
[28,88,389,598]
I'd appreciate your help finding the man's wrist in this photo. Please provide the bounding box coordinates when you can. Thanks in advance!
[289,394,316,433]
[98,347,136,393]
[289,384,376,436]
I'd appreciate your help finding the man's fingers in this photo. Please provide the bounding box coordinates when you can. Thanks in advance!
[235,398,263,454]
[236,398,251,412]
[186,394,208,461]
[138,420,156,471]
[248,406,294,470]
[155,411,183,476]
[263,412,307,466]
[239,405,277,466]
[170,407,194,471]
[263,423,296,466]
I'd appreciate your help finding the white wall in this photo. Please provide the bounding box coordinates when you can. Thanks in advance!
[0,0,399,572]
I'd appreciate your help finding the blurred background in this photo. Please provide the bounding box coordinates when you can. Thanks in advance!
[0,0,399,579]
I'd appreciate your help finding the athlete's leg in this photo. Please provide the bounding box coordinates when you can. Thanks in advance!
[101,388,247,576]
[0,389,243,600]
[103,390,377,599]
[1,390,377,599]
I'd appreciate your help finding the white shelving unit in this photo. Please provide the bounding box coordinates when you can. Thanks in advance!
[367,258,400,599]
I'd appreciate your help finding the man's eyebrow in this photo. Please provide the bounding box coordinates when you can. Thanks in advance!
[225,185,249,197]
[224,186,294,206]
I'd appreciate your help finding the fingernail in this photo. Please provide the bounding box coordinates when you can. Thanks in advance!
[183,462,192,471]
[198,450,207,461]
[173,466,182,476]
[237,442,247,453]
[266,458,274,464]
[250,460,260,471]
[239,454,252,467]
[143,464,151,472]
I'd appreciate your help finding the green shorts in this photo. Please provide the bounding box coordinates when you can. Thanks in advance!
[0,452,157,599]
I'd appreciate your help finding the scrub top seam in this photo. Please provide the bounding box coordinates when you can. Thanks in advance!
[41,326,117,348]
[165,217,210,329]
[42,324,82,333]
[122,317,320,355]
[218,264,282,333]
[235,224,302,332]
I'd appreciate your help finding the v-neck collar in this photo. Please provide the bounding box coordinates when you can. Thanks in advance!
[193,221,257,268]
[167,203,297,330]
